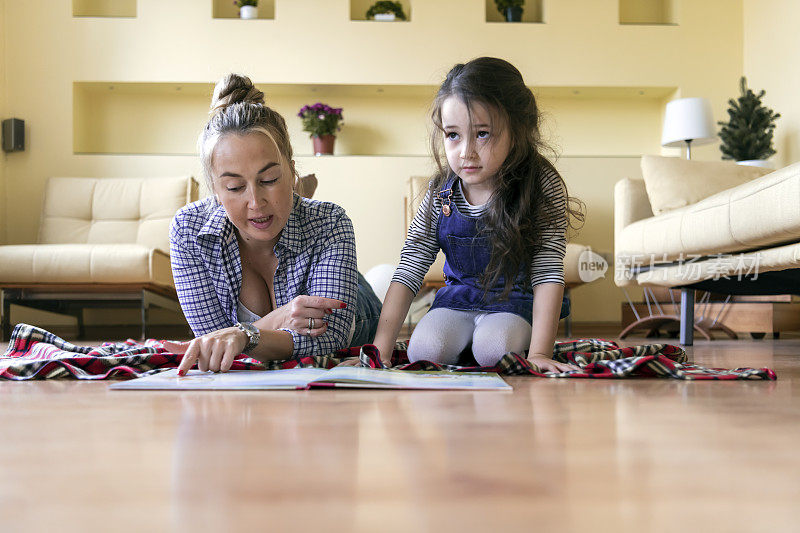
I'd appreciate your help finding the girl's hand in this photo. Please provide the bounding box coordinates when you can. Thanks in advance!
[164,327,249,375]
[260,295,346,337]
[526,353,579,373]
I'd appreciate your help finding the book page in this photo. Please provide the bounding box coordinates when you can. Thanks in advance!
[109,368,329,390]
[312,367,512,390]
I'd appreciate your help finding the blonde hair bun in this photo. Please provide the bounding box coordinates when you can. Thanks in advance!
[210,73,265,114]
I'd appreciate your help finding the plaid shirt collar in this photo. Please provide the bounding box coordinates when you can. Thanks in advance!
[197,194,306,254]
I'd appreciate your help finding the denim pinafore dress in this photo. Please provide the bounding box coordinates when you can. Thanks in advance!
[429,177,570,324]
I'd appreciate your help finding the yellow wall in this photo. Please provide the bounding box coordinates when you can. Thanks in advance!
[1,0,747,326]
[0,0,6,246]
[73,82,436,156]
[743,0,800,167]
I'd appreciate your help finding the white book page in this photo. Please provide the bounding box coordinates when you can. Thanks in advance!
[109,368,329,390]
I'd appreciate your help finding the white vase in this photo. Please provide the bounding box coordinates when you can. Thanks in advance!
[239,5,258,19]
[736,159,774,169]
[373,13,396,21]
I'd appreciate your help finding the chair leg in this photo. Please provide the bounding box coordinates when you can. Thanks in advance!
[141,291,148,341]
[680,288,695,346]
[75,308,86,339]
[1,291,11,342]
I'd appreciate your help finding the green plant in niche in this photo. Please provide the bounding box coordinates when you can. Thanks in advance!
[366,1,407,20]
[233,0,257,7]
[718,77,780,161]
[494,0,524,14]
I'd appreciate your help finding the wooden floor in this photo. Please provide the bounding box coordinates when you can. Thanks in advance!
[1,328,799,532]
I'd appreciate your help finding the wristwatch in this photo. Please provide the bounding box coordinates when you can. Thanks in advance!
[234,321,260,354]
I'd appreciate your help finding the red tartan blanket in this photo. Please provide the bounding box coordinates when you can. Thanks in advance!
[0,323,777,381]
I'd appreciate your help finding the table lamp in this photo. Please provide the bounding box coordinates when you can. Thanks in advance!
[661,97,716,159]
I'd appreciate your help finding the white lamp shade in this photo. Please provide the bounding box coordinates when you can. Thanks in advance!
[661,97,717,147]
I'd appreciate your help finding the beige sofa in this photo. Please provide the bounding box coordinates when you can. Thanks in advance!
[615,156,800,344]
[0,176,198,339]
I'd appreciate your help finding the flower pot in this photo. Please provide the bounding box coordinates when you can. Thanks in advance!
[313,135,336,156]
[504,6,523,22]
[239,5,258,19]
[736,159,774,169]
[373,13,396,21]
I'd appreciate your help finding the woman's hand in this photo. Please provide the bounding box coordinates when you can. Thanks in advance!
[526,353,579,373]
[164,327,249,375]
[259,296,346,337]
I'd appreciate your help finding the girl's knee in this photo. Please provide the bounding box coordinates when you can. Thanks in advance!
[472,315,530,366]
[407,335,459,365]
[470,343,507,367]
[472,339,525,366]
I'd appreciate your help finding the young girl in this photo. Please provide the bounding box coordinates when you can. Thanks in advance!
[372,57,583,373]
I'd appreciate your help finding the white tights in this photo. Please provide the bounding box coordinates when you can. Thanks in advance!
[407,308,531,366]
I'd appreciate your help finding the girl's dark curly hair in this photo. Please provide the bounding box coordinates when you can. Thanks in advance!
[425,57,584,299]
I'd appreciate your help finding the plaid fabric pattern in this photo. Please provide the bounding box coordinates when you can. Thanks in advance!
[355,339,777,380]
[1,324,776,381]
[169,195,358,357]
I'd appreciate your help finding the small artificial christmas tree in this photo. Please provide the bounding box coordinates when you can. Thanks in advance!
[718,77,780,161]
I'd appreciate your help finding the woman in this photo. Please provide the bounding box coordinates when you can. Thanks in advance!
[165,73,381,374]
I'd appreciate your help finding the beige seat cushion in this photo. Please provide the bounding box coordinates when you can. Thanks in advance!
[617,161,800,262]
[0,244,173,286]
[641,155,771,216]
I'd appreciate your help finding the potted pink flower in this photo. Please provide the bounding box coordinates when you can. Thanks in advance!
[298,103,344,155]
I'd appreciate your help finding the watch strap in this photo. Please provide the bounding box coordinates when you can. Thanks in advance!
[234,321,260,354]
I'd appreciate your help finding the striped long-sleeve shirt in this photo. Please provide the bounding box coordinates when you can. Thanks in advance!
[392,169,567,295]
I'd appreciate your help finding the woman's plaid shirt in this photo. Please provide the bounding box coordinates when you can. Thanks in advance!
[169,195,358,357]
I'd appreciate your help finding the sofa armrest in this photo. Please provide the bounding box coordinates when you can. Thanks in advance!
[614,178,653,287]
[614,178,653,244]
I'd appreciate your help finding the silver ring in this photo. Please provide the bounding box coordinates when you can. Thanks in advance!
[308,317,315,329]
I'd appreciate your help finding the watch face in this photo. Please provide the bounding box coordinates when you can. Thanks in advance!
[236,322,260,352]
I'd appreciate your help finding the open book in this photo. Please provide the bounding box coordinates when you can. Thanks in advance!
[109,367,511,391]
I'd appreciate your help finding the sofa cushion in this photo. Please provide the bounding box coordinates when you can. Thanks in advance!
[0,244,173,287]
[564,243,591,286]
[634,241,800,287]
[617,161,800,261]
[641,155,771,216]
